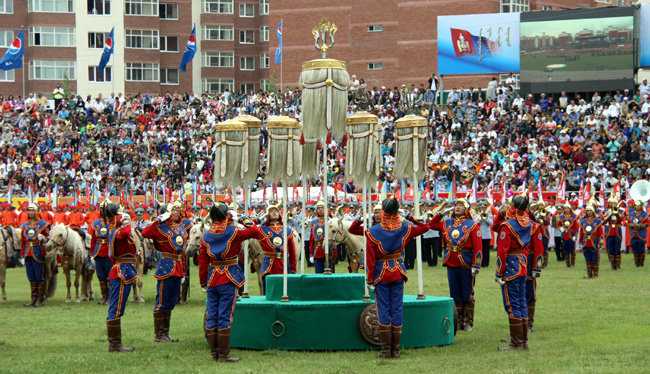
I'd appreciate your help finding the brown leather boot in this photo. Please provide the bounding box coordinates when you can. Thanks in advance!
[527,303,535,332]
[154,311,167,342]
[498,317,524,351]
[179,280,189,305]
[609,255,616,270]
[641,253,646,267]
[585,262,592,278]
[206,327,219,361]
[107,319,135,352]
[570,253,576,267]
[593,262,599,278]
[34,282,45,307]
[566,255,571,268]
[24,282,37,307]
[218,327,240,362]
[521,317,529,350]
[616,255,622,270]
[464,301,475,331]
[98,281,109,305]
[163,311,178,342]
[376,325,391,358]
[455,302,465,331]
[390,325,402,359]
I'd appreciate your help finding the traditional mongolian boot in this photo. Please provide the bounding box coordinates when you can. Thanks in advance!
[23,282,37,307]
[34,282,45,307]
[498,317,524,351]
[527,303,535,333]
[464,301,475,331]
[616,255,622,270]
[163,311,178,342]
[376,325,392,359]
[455,302,465,331]
[633,254,639,267]
[390,325,402,359]
[593,262,599,278]
[609,255,616,270]
[153,311,167,342]
[585,262,592,278]
[217,327,240,362]
[570,253,576,267]
[521,317,529,350]
[641,253,646,267]
[107,319,135,352]
[206,327,219,361]
[565,255,571,268]
[179,280,189,305]
[98,281,108,305]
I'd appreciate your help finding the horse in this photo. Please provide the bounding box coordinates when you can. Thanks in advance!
[45,224,94,303]
[130,228,152,304]
[0,227,21,303]
[328,218,366,273]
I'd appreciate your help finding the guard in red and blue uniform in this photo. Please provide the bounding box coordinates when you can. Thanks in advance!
[496,195,531,351]
[525,216,544,333]
[142,201,188,343]
[429,198,482,332]
[90,216,112,305]
[20,203,50,307]
[309,200,336,273]
[361,197,431,359]
[629,201,649,267]
[604,197,626,270]
[198,202,264,363]
[579,205,603,278]
[258,201,297,295]
[103,201,138,352]
[559,204,578,268]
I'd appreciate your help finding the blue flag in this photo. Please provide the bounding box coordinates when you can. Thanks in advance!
[0,29,24,71]
[275,21,282,64]
[97,27,114,72]
[179,24,197,72]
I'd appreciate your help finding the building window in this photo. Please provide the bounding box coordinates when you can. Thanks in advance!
[88,32,109,48]
[500,0,529,13]
[160,36,178,52]
[126,62,159,81]
[88,0,110,14]
[160,68,179,84]
[202,0,233,14]
[159,2,177,19]
[260,53,269,69]
[259,0,268,15]
[367,25,383,32]
[0,0,13,13]
[88,66,111,82]
[29,26,75,47]
[240,83,254,93]
[0,69,14,82]
[30,60,76,80]
[260,26,269,42]
[541,5,551,10]
[239,3,253,17]
[203,78,234,94]
[202,51,234,67]
[0,30,13,47]
[239,30,254,44]
[261,79,272,91]
[240,57,254,71]
[202,25,234,41]
[367,62,382,70]
[125,0,158,16]
[126,29,159,49]
[28,0,74,13]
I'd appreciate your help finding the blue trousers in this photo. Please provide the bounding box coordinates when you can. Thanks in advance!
[583,247,599,263]
[25,257,44,283]
[375,280,404,327]
[631,239,646,255]
[154,276,182,312]
[526,278,536,304]
[95,257,112,282]
[314,258,334,274]
[562,239,575,255]
[447,266,474,303]
[107,278,132,321]
[205,283,237,330]
[501,276,527,319]
[606,236,621,255]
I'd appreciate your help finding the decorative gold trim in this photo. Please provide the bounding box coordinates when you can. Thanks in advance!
[266,116,302,129]
[234,114,262,128]
[394,114,427,128]
[302,58,347,71]
[215,119,246,132]
[346,111,379,125]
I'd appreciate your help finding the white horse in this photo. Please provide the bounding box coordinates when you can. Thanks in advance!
[45,224,94,303]
[328,218,365,273]
[0,227,21,303]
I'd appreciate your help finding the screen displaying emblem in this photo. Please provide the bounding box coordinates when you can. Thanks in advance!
[273,237,283,247]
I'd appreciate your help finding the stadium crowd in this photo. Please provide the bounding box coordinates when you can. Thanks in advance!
[1,74,650,201]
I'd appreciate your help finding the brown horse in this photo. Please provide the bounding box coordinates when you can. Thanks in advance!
[45,224,93,303]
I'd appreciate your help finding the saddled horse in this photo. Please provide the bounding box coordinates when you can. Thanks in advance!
[45,224,94,303]
[328,218,366,273]
[131,228,154,304]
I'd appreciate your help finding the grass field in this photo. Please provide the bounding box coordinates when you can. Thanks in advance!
[520,49,633,72]
[1,254,649,374]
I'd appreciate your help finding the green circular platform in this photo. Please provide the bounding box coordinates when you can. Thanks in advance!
[228,274,455,350]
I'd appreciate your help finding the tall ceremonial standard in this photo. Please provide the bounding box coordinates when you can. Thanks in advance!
[299,17,349,274]
[393,114,429,299]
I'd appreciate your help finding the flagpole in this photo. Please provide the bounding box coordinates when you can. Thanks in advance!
[280,18,283,114]
[21,26,25,99]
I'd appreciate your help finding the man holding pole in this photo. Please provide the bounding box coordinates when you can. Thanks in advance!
[258,201,297,294]
[309,201,335,273]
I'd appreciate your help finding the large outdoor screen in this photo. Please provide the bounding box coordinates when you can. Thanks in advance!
[520,7,634,93]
